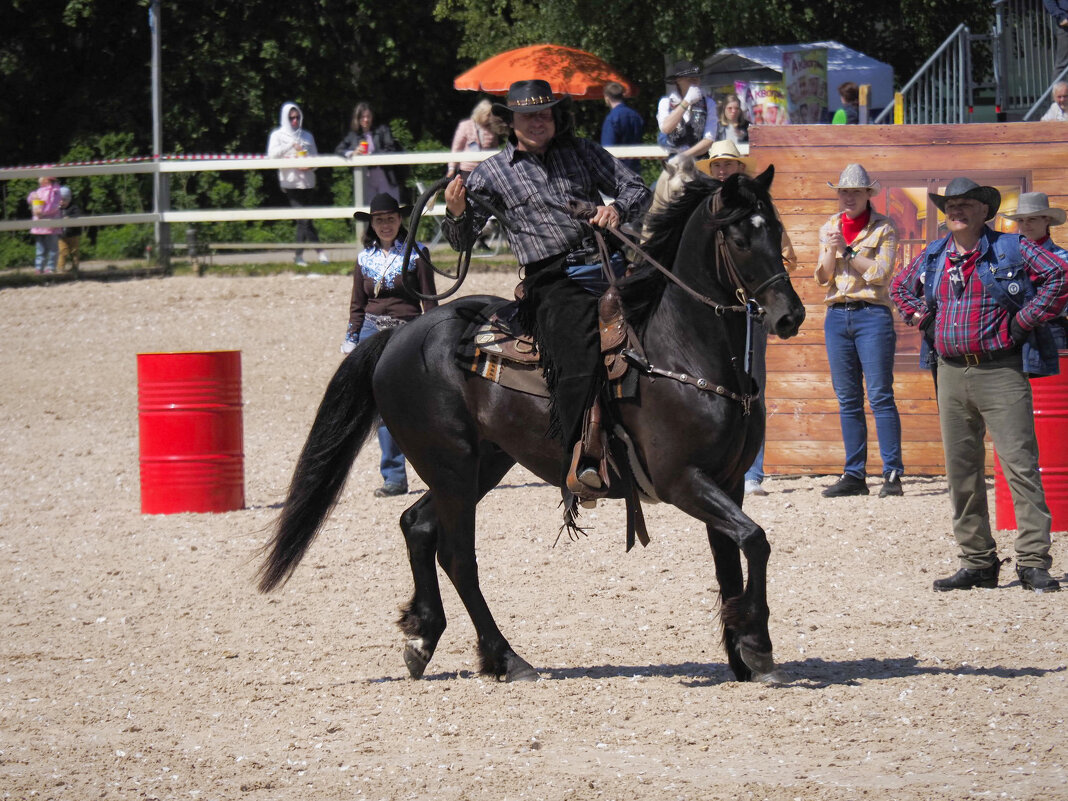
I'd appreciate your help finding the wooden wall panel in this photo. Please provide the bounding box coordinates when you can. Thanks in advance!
[749,123,1068,476]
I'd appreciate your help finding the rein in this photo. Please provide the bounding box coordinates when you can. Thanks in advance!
[401,177,514,303]
[590,186,787,412]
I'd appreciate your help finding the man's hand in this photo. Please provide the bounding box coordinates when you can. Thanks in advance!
[683,85,703,105]
[443,174,468,217]
[589,204,620,229]
[919,312,937,349]
[1009,315,1029,344]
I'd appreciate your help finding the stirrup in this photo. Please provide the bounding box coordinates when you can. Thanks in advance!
[566,441,609,499]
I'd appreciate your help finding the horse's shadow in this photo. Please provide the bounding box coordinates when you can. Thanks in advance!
[367,656,1064,687]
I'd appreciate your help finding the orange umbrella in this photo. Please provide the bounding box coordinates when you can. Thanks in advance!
[454,44,636,100]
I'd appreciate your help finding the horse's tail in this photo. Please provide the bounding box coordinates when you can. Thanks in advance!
[257,329,395,593]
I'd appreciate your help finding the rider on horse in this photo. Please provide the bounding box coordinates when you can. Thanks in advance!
[442,79,651,500]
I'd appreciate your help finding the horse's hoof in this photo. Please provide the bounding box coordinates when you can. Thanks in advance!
[738,643,776,677]
[403,639,432,679]
[755,668,791,685]
[502,652,540,683]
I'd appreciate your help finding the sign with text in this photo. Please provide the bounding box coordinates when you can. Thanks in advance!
[783,48,828,124]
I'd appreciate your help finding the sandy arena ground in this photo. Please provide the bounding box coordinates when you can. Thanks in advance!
[1,271,1064,800]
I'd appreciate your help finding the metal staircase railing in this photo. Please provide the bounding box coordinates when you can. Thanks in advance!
[993,0,1068,119]
[873,1,1066,124]
[873,24,972,124]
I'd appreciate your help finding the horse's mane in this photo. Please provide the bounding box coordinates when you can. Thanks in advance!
[618,170,776,327]
[618,171,721,325]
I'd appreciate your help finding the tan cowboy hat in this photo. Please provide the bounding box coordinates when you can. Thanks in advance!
[706,140,752,170]
[827,163,879,192]
[1001,191,1066,226]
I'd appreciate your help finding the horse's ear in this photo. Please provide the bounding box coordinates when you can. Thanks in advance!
[755,164,775,191]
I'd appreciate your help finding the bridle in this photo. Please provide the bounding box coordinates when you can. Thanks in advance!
[399,180,789,412]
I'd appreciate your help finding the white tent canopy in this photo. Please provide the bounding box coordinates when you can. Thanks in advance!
[700,40,895,110]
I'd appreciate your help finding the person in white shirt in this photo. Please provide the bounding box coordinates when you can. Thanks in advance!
[1040,81,1068,121]
[656,60,717,161]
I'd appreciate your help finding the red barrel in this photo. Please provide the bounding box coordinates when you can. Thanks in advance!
[994,353,1068,532]
[138,351,245,514]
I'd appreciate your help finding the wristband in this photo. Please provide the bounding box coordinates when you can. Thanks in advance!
[843,246,856,262]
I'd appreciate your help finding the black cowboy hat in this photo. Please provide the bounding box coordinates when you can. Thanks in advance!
[491,79,566,121]
[929,177,1002,222]
[665,59,701,81]
[353,192,413,222]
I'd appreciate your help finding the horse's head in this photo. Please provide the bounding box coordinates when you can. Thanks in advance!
[702,166,806,339]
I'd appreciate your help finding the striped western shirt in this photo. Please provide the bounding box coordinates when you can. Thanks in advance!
[442,135,649,268]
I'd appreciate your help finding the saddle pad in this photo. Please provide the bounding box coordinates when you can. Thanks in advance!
[455,299,638,400]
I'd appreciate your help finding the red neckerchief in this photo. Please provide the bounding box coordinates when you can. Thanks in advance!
[840,206,870,245]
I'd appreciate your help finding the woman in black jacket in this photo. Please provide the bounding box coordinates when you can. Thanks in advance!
[335,102,404,201]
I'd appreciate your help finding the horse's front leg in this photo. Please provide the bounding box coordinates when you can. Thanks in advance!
[669,471,787,683]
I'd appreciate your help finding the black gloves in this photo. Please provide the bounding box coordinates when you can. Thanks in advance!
[1009,315,1029,345]
[918,312,936,349]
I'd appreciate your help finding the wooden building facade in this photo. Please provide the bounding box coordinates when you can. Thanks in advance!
[747,123,1068,475]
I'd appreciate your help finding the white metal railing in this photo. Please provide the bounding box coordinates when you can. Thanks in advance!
[874,24,972,124]
[0,146,670,233]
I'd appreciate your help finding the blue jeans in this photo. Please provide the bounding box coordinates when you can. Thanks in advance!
[824,303,903,478]
[565,252,626,294]
[359,318,407,487]
[35,234,59,272]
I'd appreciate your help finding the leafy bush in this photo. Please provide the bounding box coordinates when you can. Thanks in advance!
[0,234,35,269]
[94,224,153,259]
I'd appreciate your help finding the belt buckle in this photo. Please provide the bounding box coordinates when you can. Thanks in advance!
[964,353,981,366]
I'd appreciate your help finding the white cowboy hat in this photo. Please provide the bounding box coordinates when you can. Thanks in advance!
[1000,192,1066,226]
[827,163,878,191]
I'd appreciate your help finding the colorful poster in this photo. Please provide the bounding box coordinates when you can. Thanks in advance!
[782,48,827,124]
[737,81,789,125]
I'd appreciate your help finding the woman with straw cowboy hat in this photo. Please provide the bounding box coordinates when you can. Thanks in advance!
[816,163,904,499]
[1001,191,1068,257]
[1002,191,1068,346]
[702,139,800,497]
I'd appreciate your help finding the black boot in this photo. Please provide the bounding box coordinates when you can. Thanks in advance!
[1016,566,1061,593]
[822,473,868,497]
[933,559,1004,591]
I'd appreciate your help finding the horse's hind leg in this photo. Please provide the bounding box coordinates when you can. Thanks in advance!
[432,447,539,682]
[398,493,446,679]
[398,446,536,682]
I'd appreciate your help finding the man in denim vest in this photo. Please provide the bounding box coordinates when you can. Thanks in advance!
[891,178,1068,593]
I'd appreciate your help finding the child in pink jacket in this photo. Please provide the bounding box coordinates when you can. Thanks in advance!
[27,177,62,274]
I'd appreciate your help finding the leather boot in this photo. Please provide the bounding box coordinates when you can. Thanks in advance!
[933,559,1004,591]
[1016,566,1061,593]
[565,402,610,501]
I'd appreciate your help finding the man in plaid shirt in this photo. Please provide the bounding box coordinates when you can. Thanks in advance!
[443,79,649,500]
[892,178,1068,593]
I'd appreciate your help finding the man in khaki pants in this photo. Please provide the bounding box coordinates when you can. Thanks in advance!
[891,178,1068,593]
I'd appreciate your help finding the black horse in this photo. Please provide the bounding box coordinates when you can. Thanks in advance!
[259,167,806,683]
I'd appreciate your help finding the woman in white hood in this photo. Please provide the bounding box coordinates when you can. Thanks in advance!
[267,101,328,267]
